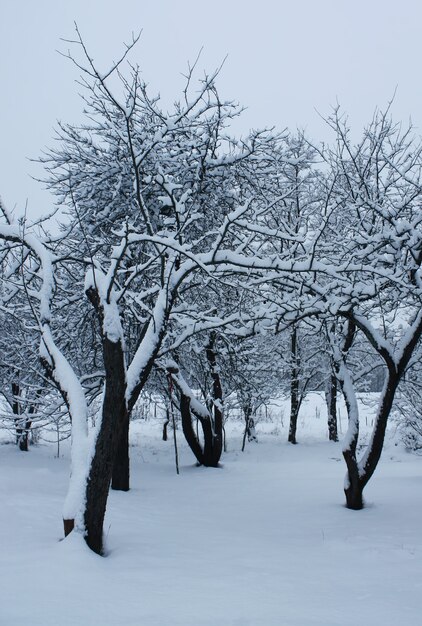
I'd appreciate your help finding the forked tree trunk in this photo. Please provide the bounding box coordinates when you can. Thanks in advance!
[335,317,407,510]
[180,394,205,464]
[343,372,398,510]
[177,334,224,468]
[180,393,222,467]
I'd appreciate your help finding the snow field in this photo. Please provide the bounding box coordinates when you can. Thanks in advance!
[1,394,422,625]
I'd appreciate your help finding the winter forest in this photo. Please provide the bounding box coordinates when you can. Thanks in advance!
[2,24,422,626]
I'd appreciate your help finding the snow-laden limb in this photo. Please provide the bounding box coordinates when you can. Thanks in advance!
[0,222,89,528]
[164,360,210,421]
[0,224,55,324]
[337,361,359,468]
[174,374,212,422]
[394,308,422,372]
[39,326,89,526]
[161,312,242,355]
[167,367,207,421]
[125,287,169,406]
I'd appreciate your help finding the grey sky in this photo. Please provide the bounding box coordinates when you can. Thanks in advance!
[1,0,421,221]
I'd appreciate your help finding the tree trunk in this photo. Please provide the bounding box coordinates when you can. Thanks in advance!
[63,518,75,536]
[180,393,205,465]
[17,421,31,452]
[84,335,127,555]
[111,411,130,491]
[344,480,364,510]
[339,307,422,510]
[288,327,300,444]
[171,336,224,469]
[341,370,399,510]
[179,391,221,467]
[162,408,170,441]
[241,403,252,452]
[205,332,223,465]
[338,325,398,510]
[112,324,168,490]
[355,374,399,490]
[326,373,338,442]
[202,415,220,467]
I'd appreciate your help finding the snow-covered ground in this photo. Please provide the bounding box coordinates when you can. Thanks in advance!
[1,393,422,626]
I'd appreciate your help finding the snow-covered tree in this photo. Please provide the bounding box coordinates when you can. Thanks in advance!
[301,109,422,508]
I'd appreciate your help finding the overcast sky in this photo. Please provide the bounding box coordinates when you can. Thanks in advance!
[1,0,421,221]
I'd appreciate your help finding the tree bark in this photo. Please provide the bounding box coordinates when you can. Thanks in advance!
[179,391,222,467]
[180,393,204,465]
[288,327,300,444]
[112,308,171,490]
[162,408,170,441]
[336,319,400,510]
[170,336,224,469]
[111,412,130,491]
[342,375,398,510]
[84,335,127,554]
[327,373,338,442]
[205,332,223,465]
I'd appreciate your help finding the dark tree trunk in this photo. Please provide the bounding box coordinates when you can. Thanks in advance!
[171,334,224,468]
[180,394,205,465]
[344,479,364,510]
[179,394,222,467]
[63,519,75,536]
[288,327,300,444]
[111,411,130,491]
[17,419,32,451]
[247,417,257,442]
[84,332,127,555]
[326,373,338,442]
[201,415,220,467]
[336,317,403,510]
[12,382,20,436]
[111,314,170,491]
[162,408,170,441]
[205,332,223,465]
[343,373,399,509]
[241,403,252,452]
[342,398,362,510]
